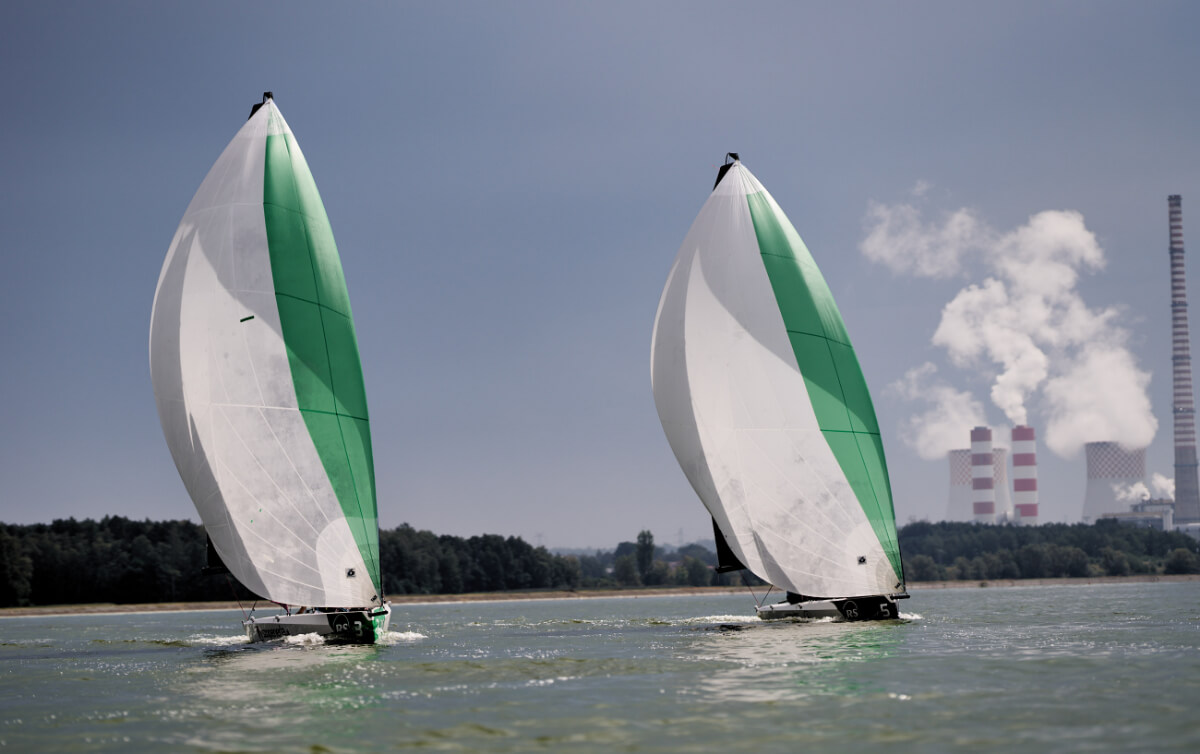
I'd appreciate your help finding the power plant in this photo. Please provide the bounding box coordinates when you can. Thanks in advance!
[1169,195,1200,525]
[934,197,1200,533]
[947,428,1029,524]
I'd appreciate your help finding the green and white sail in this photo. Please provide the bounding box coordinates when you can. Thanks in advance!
[651,157,904,599]
[150,95,381,608]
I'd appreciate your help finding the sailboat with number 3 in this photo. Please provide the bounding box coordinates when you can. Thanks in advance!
[651,154,907,621]
[150,93,390,642]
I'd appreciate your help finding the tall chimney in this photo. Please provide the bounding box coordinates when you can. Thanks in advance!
[947,449,973,521]
[971,427,996,523]
[1012,425,1039,525]
[1169,195,1200,524]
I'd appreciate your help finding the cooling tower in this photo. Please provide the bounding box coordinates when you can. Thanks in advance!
[946,449,973,521]
[971,427,996,523]
[1082,441,1146,523]
[1012,425,1039,525]
[1168,195,1200,524]
[993,446,1013,522]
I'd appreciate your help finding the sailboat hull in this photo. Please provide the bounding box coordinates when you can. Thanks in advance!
[244,603,392,644]
[756,595,900,622]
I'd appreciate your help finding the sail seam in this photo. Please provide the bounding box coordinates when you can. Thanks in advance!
[279,133,380,597]
[216,405,325,545]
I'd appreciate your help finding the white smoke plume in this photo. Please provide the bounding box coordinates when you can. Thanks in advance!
[1151,473,1175,500]
[888,363,988,460]
[863,188,1157,458]
[1113,480,1150,504]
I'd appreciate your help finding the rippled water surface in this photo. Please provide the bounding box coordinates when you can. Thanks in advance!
[2,582,1198,752]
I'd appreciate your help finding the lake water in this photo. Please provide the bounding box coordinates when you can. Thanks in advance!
[1,582,1198,752]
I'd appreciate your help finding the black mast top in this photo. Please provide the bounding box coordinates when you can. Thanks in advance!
[713,152,740,190]
[248,91,274,120]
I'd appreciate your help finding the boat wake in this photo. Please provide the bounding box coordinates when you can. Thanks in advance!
[379,630,426,644]
[677,614,763,625]
[187,634,250,647]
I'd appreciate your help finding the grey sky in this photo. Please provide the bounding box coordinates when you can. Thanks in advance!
[2,2,1198,548]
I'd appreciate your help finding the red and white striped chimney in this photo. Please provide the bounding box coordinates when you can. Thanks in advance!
[971,426,996,523]
[1012,425,1039,525]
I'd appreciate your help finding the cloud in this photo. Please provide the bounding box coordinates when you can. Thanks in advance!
[860,198,986,278]
[1041,342,1156,457]
[888,363,988,460]
[864,194,1157,457]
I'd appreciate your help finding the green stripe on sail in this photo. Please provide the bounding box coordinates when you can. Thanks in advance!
[263,128,380,597]
[746,191,903,586]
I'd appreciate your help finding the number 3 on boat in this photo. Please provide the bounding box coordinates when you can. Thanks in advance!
[150,93,391,642]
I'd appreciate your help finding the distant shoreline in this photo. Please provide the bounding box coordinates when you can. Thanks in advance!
[1,575,1196,618]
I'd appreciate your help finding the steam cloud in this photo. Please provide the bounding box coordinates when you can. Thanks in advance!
[1113,473,1176,504]
[1152,472,1175,500]
[888,363,987,460]
[867,188,1157,458]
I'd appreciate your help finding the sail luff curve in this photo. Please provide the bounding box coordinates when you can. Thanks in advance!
[150,98,381,607]
[651,160,903,598]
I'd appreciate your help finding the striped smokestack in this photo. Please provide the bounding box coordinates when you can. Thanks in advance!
[1082,441,1146,523]
[1169,195,1200,524]
[1012,425,1039,525]
[946,449,973,521]
[971,426,996,523]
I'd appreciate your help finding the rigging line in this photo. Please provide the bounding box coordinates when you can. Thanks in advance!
[227,574,248,620]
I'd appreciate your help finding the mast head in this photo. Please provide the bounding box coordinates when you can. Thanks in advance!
[248,91,274,120]
[713,152,740,190]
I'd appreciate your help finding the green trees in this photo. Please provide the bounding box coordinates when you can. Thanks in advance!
[0,517,251,607]
[636,530,655,580]
[1164,548,1200,574]
[0,518,586,607]
[898,520,1200,581]
[377,525,581,595]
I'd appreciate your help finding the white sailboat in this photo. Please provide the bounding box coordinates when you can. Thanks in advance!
[651,154,907,621]
[150,93,391,642]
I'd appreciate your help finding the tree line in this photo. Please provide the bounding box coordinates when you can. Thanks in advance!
[899,519,1200,581]
[0,519,740,608]
[3,517,1199,607]
[0,517,594,608]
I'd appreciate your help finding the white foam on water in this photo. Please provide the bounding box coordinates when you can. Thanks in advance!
[899,612,923,621]
[379,630,426,644]
[187,634,250,647]
[283,632,326,646]
[678,614,762,625]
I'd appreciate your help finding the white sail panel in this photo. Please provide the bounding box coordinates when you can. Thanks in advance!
[652,163,900,598]
[150,103,375,607]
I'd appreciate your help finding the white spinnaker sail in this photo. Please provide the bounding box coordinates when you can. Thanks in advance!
[651,162,902,599]
[150,100,379,608]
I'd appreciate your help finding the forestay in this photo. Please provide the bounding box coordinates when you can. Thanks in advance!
[150,98,381,608]
[651,159,903,599]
